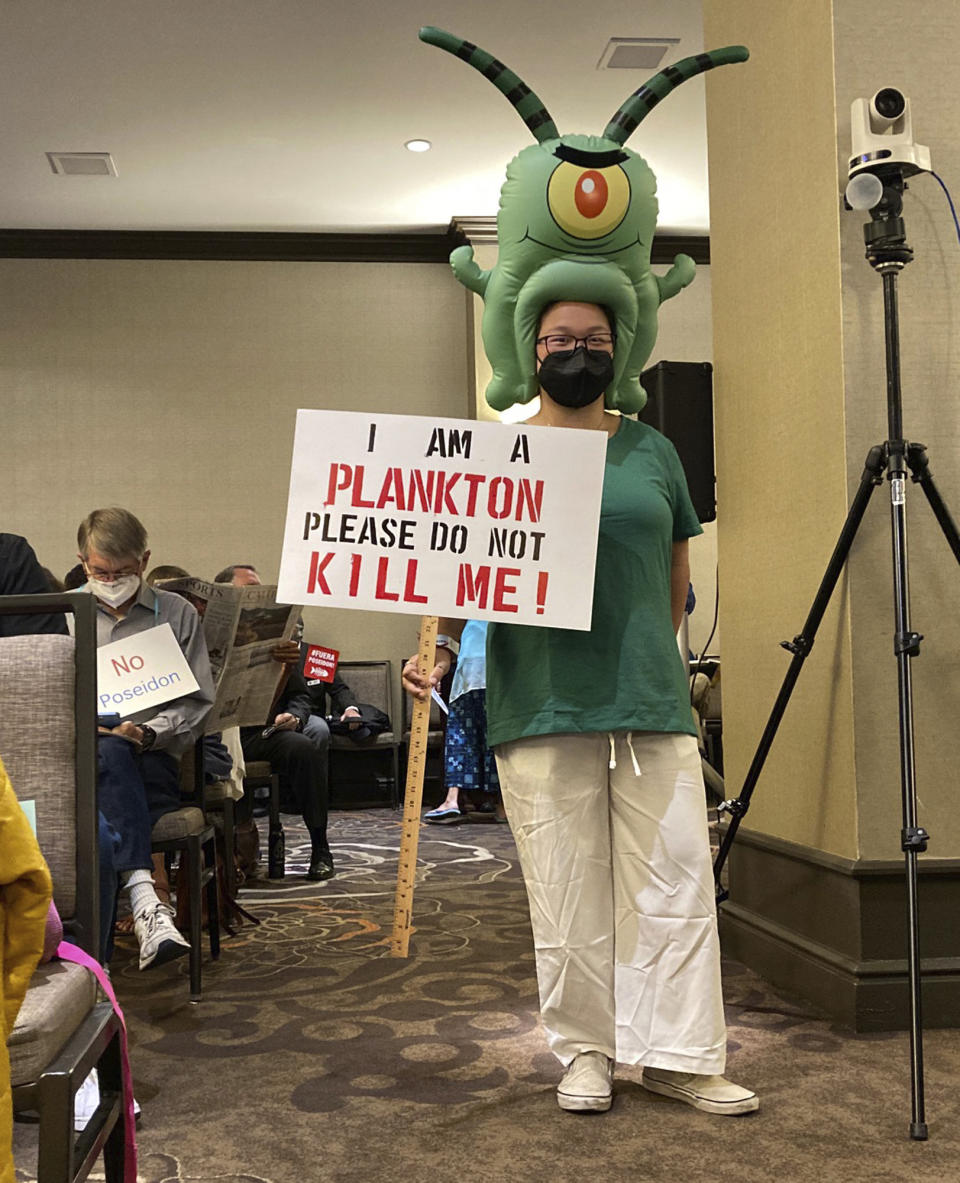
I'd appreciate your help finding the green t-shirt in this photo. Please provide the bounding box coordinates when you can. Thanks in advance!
[486,417,702,747]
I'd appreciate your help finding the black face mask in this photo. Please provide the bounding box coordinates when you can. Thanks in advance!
[538,347,614,409]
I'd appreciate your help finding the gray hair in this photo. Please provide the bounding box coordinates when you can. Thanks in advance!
[77,507,148,562]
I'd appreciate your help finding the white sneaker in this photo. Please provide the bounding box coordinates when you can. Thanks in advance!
[133,901,190,971]
[73,1068,101,1130]
[557,1051,613,1112]
[74,1069,141,1130]
[641,1067,759,1115]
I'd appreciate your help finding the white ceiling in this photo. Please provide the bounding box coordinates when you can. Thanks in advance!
[0,0,714,235]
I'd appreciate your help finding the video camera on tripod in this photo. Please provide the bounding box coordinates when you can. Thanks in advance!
[845,87,931,213]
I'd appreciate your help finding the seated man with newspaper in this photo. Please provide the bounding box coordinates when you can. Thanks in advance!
[78,508,215,970]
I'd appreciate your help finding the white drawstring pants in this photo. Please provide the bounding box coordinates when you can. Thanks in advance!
[495,730,727,1073]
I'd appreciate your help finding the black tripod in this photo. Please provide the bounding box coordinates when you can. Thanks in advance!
[712,173,960,1141]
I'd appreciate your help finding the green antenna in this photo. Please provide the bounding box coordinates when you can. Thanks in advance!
[604,46,750,145]
[419,26,560,144]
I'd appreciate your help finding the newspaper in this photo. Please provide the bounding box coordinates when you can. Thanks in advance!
[159,579,302,730]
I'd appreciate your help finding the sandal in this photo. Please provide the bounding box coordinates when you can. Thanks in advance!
[423,806,463,824]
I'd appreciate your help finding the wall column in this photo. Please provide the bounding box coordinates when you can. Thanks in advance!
[704,0,960,1028]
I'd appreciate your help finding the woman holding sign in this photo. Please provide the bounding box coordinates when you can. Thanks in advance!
[404,301,757,1118]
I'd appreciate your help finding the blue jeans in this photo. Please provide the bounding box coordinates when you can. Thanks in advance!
[96,734,181,873]
[96,735,181,962]
[98,812,120,963]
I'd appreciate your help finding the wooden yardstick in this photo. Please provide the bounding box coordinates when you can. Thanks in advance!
[390,614,438,957]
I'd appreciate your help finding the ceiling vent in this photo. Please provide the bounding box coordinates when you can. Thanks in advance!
[46,151,118,177]
[597,38,680,71]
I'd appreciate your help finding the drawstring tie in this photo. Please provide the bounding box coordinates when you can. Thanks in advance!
[607,732,642,777]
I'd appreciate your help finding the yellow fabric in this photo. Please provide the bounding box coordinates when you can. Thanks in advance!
[0,754,53,1183]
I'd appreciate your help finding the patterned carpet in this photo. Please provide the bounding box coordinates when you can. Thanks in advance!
[13,809,960,1183]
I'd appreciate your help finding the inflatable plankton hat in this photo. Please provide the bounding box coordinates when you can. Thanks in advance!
[419,27,748,413]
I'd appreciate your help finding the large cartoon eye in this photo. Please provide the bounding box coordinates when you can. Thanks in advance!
[547,162,631,239]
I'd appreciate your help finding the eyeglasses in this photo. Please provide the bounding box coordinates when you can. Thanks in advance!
[83,563,141,582]
[536,332,615,354]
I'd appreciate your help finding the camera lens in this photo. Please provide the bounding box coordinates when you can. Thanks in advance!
[874,88,905,119]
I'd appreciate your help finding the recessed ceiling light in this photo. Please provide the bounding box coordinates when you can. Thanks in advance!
[405,139,432,153]
[597,38,680,71]
[47,151,118,176]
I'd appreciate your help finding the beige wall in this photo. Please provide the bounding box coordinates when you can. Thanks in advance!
[2,257,469,703]
[705,0,858,858]
[704,0,960,858]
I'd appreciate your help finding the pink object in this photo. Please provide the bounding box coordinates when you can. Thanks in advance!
[56,941,137,1182]
[41,900,63,963]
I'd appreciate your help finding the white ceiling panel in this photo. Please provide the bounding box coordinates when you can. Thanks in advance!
[0,0,714,232]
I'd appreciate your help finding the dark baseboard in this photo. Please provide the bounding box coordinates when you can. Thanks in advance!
[720,827,960,1031]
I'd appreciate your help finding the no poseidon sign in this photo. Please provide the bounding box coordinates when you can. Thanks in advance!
[277,410,606,630]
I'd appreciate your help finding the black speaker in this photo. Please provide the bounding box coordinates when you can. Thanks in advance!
[638,360,715,523]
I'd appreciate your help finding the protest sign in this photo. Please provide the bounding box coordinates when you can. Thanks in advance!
[277,411,606,630]
[96,623,200,718]
[304,643,338,684]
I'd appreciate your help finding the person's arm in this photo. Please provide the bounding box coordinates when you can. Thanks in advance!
[118,598,215,750]
[402,617,464,701]
[671,541,690,636]
[270,639,301,667]
[328,673,356,717]
[326,673,361,726]
[0,767,53,1029]
[0,535,67,637]
[275,668,311,729]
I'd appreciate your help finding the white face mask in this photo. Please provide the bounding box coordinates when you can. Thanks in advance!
[88,574,141,606]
